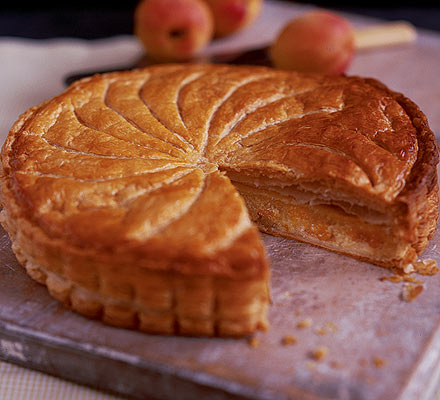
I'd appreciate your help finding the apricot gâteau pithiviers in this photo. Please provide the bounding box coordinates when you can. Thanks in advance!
[1,64,438,336]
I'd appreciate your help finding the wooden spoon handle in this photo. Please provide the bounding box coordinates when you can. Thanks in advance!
[354,21,417,51]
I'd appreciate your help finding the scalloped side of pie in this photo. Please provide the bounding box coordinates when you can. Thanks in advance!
[0,64,438,336]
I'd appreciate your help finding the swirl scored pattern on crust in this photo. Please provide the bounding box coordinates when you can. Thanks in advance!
[0,64,438,336]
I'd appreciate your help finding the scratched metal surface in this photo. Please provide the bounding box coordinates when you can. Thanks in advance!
[0,213,440,400]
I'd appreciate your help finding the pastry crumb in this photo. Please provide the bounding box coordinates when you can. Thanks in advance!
[284,291,292,298]
[297,318,312,329]
[329,360,343,369]
[381,274,423,284]
[247,336,259,348]
[380,275,403,283]
[391,267,406,276]
[316,322,338,335]
[258,320,269,332]
[281,335,298,345]
[403,263,416,274]
[324,321,338,332]
[402,275,423,284]
[373,356,387,368]
[413,259,439,276]
[316,328,328,336]
[401,283,424,302]
[311,346,328,361]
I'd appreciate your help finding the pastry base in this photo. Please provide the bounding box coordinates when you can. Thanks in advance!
[0,208,269,337]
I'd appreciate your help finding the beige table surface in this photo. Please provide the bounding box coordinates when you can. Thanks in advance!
[1,1,439,399]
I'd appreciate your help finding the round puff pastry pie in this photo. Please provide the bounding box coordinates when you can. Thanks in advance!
[1,64,438,336]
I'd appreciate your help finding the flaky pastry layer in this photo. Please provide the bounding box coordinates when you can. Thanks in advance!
[0,206,269,337]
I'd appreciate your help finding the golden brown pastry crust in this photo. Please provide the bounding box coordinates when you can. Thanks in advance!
[0,64,438,336]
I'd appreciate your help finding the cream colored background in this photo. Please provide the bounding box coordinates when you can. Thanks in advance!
[0,0,439,398]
